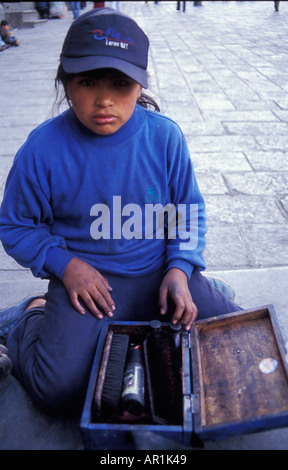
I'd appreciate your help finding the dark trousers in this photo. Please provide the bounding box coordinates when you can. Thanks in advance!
[7,269,241,413]
[177,1,186,12]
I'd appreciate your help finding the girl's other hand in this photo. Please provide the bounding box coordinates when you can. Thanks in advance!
[62,257,115,319]
[159,268,198,330]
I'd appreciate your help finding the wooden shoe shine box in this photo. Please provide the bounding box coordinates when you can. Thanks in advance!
[81,305,288,449]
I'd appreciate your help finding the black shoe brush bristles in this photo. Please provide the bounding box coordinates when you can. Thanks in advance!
[93,331,129,417]
[144,329,182,425]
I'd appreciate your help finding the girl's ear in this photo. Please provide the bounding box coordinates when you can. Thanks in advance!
[138,87,143,99]
[66,83,71,101]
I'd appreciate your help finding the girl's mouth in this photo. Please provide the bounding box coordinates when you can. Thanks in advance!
[93,115,117,124]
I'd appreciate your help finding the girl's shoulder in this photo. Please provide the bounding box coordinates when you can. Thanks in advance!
[144,106,183,131]
[13,111,71,167]
[141,106,185,143]
[27,110,70,142]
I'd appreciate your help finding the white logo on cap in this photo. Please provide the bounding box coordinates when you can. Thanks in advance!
[92,28,133,50]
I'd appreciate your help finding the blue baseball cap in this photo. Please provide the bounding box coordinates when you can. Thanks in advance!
[60,8,149,88]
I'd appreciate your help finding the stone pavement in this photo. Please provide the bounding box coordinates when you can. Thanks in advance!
[0,0,288,450]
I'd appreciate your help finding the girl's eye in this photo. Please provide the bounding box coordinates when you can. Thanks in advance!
[114,79,131,88]
[79,79,95,87]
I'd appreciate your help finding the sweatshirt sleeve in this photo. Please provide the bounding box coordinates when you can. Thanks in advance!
[164,127,207,279]
[0,154,74,279]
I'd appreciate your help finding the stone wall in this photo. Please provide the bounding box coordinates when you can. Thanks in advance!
[0,2,42,28]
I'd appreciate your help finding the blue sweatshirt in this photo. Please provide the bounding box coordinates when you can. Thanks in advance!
[0,104,207,280]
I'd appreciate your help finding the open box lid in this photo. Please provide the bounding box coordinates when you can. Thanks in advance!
[189,305,288,441]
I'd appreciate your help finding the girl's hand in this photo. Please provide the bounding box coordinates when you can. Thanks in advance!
[62,258,115,319]
[159,268,198,330]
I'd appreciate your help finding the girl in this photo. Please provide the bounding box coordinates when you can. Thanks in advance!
[0,8,241,413]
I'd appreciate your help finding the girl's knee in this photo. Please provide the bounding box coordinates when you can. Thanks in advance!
[29,372,88,413]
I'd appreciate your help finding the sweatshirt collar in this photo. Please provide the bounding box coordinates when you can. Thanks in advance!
[65,104,146,147]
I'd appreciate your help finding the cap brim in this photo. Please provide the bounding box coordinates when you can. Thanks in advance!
[61,55,148,89]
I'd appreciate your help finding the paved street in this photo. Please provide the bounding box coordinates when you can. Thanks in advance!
[1,0,288,450]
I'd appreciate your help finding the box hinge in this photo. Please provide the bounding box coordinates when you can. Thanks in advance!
[191,394,200,414]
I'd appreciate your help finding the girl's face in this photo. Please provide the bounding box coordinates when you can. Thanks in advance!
[67,69,142,135]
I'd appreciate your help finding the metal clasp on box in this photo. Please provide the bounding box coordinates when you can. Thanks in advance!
[184,394,200,415]
[191,393,200,414]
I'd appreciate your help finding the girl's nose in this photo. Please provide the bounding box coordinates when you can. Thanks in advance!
[94,84,114,108]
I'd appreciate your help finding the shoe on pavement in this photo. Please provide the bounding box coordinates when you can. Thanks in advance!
[0,294,46,345]
[205,274,235,303]
[0,344,13,379]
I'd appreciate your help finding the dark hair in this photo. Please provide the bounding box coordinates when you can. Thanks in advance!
[54,64,160,114]
[1,20,9,27]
